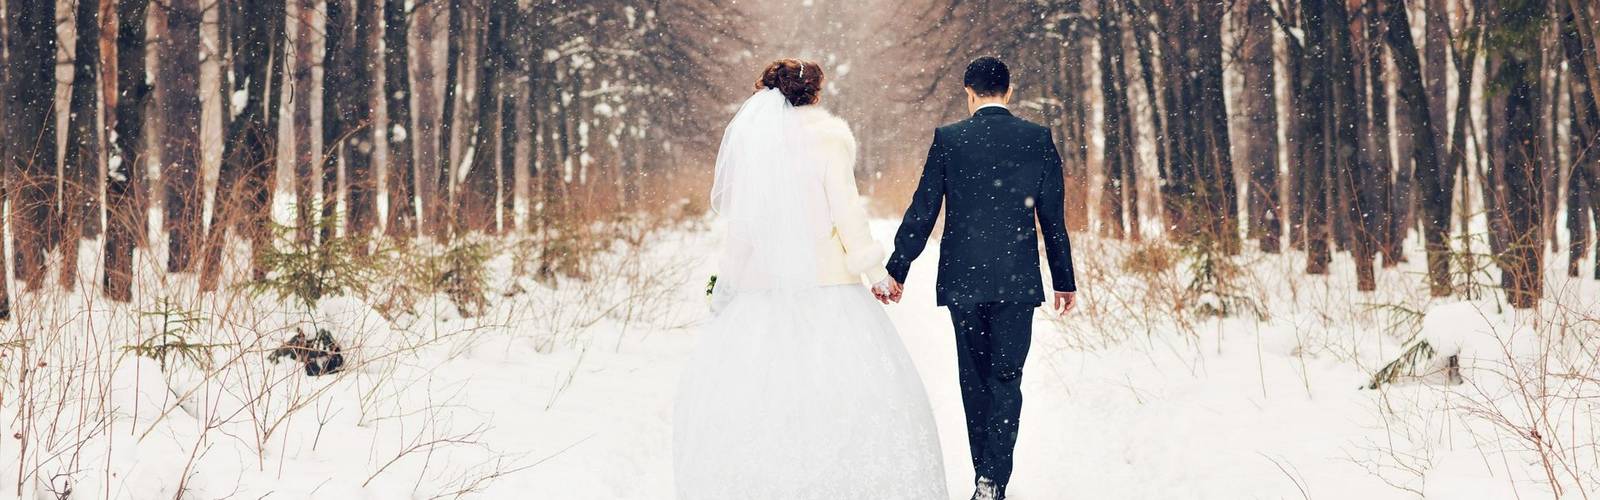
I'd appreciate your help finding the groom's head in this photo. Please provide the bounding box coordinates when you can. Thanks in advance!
[963,56,1012,114]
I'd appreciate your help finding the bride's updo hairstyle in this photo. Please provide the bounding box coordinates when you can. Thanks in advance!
[757,59,823,106]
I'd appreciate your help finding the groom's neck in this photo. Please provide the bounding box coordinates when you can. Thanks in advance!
[968,98,1007,114]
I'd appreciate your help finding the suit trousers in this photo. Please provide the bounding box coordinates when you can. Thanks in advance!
[946,301,1035,494]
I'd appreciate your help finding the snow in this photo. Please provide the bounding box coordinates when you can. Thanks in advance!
[3,220,1597,499]
[1419,301,1497,359]
[495,222,1598,499]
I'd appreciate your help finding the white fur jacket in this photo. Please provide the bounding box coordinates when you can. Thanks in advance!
[796,106,890,286]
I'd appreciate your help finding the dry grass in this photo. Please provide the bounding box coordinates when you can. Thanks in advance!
[0,181,706,498]
[1043,228,1599,497]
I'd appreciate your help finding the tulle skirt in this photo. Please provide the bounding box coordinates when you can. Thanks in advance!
[673,285,948,499]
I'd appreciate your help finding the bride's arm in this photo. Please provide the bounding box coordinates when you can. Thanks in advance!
[820,129,890,284]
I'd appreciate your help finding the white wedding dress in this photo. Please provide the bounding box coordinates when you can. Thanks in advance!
[673,89,947,499]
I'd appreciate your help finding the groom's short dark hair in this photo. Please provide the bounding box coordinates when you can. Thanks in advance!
[963,56,1010,97]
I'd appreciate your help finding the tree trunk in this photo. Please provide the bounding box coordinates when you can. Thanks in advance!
[1119,23,1140,242]
[1196,0,1239,253]
[384,0,417,239]
[1126,0,1168,231]
[537,60,564,226]
[61,0,105,289]
[1564,0,1600,278]
[6,0,58,289]
[1425,0,1449,163]
[1484,48,1512,275]
[1568,132,1590,277]
[432,0,464,241]
[525,31,551,231]
[1365,1,1399,268]
[253,0,287,282]
[1385,0,1452,296]
[344,0,379,250]
[1155,2,1191,239]
[1328,0,1376,291]
[321,0,348,244]
[499,84,517,233]
[1300,0,1333,274]
[1286,22,1308,251]
[461,2,502,234]
[105,0,154,302]
[498,13,518,234]
[200,0,285,291]
[1572,0,1600,114]
[1062,2,1091,232]
[1098,0,1127,239]
[1243,0,1281,252]
[159,0,203,273]
[1391,77,1417,262]
[291,0,319,243]
[1448,9,1484,291]
[1490,0,1547,308]
[1594,185,1600,280]
[1541,56,1561,254]
[413,0,441,238]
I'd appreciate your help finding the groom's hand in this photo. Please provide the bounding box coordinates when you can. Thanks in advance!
[872,278,904,304]
[876,278,902,302]
[1052,291,1077,315]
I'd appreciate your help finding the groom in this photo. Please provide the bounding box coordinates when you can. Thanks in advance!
[876,56,1077,500]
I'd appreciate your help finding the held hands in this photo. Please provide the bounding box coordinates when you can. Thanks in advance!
[873,278,1073,312]
[872,278,904,305]
[1051,291,1077,315]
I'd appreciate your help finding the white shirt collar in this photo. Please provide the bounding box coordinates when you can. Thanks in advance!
[975,103,1009,112]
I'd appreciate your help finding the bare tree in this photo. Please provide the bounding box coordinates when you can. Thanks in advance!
[1298,0,1334,274]
[345,0,380,248]
[1063,1,1092,233]
[106,0,155,301]
[6,0,57,289]
[1151,0,1239,251]
[431,0,464,240]
[1098,0,1131,239]
[1564,0,1600,278]
[413,0,442,238]
[384,0,418,239]
[161,0,205,273]
[200,0,287,291]
[1362,0,1398,267]
[1489,0,1548,308]
[1384,0,1452,296]
[460,0,505,235]
[497,4,519,233]
[60,0,106,289]
[291,0,320,243]
[321,0,349,243]
[1241,0,1280,252]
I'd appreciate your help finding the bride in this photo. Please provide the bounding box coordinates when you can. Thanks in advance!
[673,59,948,499]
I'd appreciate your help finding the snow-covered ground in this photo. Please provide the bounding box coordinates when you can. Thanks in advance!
[512,221,1600,499]
[3,219,1598,499]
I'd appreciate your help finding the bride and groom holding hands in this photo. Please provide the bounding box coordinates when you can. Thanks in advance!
[673,56,1078,500]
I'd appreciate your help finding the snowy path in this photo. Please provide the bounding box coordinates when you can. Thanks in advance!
[493,222,1475,499]
[824,228,1404,499]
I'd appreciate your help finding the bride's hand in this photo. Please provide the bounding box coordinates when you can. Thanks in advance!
[1052,291,1076,315]
[872,278,902,305]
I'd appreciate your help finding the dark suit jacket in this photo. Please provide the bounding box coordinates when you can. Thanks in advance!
[886,106,1077,306]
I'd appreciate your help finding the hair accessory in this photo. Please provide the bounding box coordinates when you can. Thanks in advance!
[798,63,804,79]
